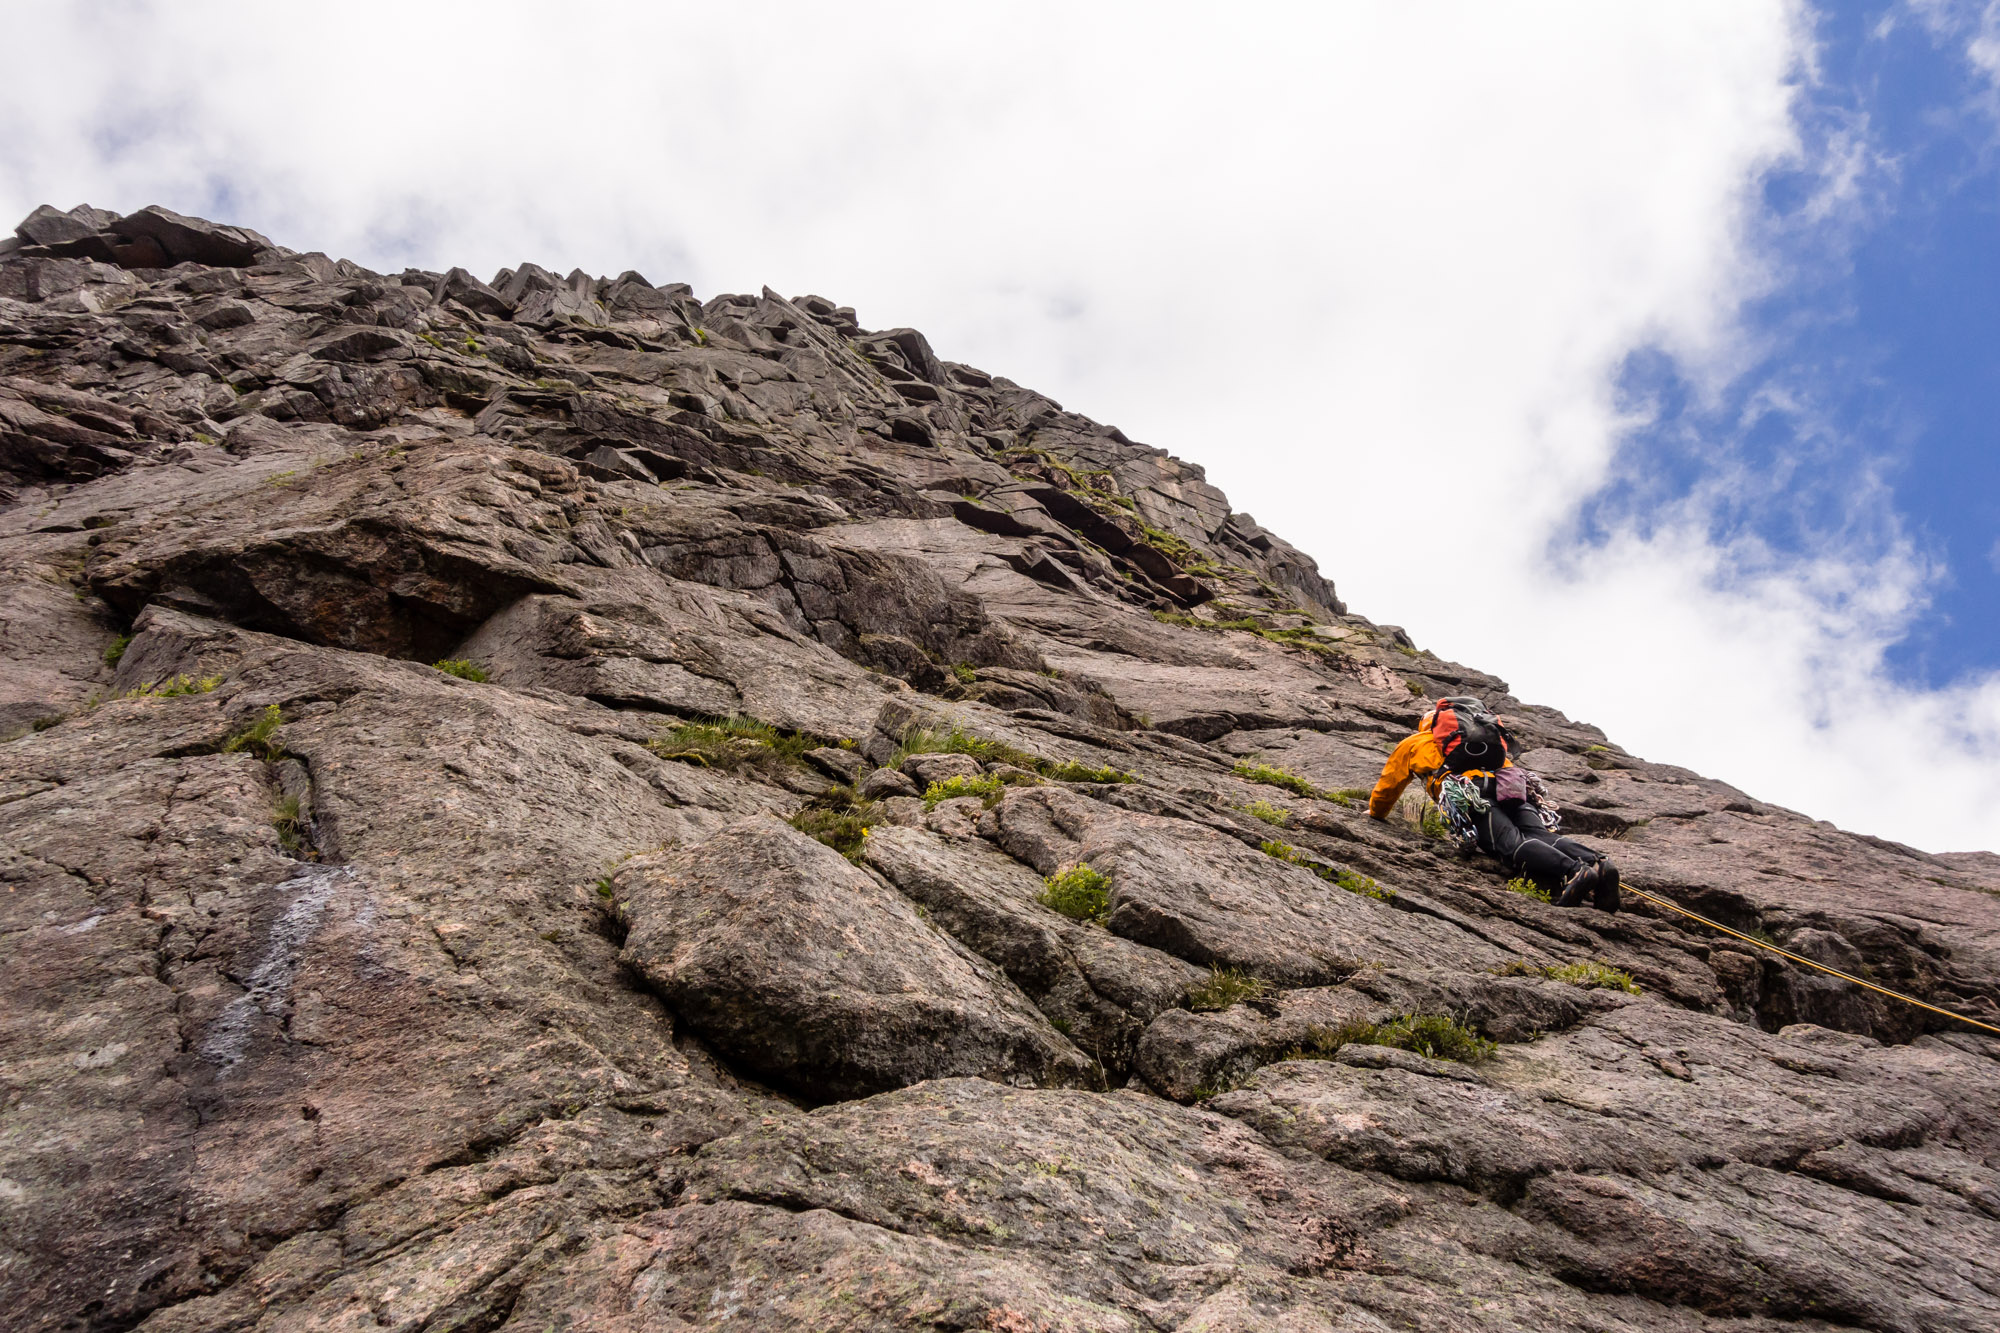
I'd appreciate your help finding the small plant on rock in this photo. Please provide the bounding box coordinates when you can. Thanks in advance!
[1372,1013,1497,1063]
[651,714,815,774]
[1186,966,1272,1011]
[103,634,131,667]
[951,662,978,685]
[1278,1018,1380,1062]
[1244,799,1290,827]
[1493,959,1640,993]
[1041,759,1136,784]
[1325,787,1370,809]
[1418,803,1453,841]
[1335,868,1393,902]
[1260,841,1394,901]
[1504,876,1552,904]
[923,773,1005,809]
[222,704,284,757]
[789,785,881,863]
[272,794,308,856]
[1039,864,1111,925]
[434,658,489,682]
[1234,761,1323,800]
[125,673,222,699]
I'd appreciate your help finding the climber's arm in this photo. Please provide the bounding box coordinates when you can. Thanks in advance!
[1368,734,1425,820]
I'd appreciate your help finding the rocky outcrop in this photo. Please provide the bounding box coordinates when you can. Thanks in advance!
[4,203,1999,1331]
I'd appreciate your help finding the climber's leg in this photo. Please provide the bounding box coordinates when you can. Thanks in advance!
[1478,803,1580,895]
[1511,803,1620,912]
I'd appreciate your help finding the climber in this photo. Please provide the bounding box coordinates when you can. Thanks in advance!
[1367,696,1620,911]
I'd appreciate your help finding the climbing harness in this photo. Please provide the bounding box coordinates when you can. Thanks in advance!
[1623,883,2000,1039]
[1430,769,1564,849]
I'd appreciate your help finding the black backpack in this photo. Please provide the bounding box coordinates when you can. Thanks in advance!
[1429,696,1509,774]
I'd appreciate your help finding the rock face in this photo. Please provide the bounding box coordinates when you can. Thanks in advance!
[3,204,1999,1332]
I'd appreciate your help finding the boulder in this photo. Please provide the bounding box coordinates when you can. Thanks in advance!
[107,204,272,267]
[900,750,983,786]
[435,265,514,317]
[617,818,1099,1099]
[858,765,918,799]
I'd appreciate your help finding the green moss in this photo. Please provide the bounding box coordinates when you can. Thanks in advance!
[951,662,978,685]
[923,773,1005,809]
[1243,799,1290,827]
[221,704,284,757]
[103,634,131,667]
[1234,761,1322,800]
[1325,787,1370,809]
[433,658,488,682]
[1186,966,1271,1011]
[1039,865,1111,924]
[1504,876,1552,904]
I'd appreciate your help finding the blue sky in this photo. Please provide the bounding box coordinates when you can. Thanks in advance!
[1604,1,2000,692]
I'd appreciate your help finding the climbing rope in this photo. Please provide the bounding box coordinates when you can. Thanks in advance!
[1622,883,2000,1039]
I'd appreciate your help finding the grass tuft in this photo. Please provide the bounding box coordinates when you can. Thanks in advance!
[1234,761,1322,800]
[1186,966,1271,1011]
[1260,840,1394,901]
[650,714,817,775]
[221,704,284,757]
[1504,876,1552,904]
[103,634,131,667]
[1373,1013,1498,1062]
[1040,864,1111,925]
[951,662,978,685]
[1492,958,1641,993]
[1325,787,1369,809]
[1243,799,1290,827]
[896,725,1133,784]
[125,673,222,699]
[1335,868,1393,902]
[1279,1019,1380,1062]
[1041,759,1136,784]
[272,793,308,855]
[789,785,881,862]
[434,658,489,682]
[1418,803,1453,841]
[923,773,1006,809]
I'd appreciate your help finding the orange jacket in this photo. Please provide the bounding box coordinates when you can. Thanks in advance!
[1367,731,1512,819]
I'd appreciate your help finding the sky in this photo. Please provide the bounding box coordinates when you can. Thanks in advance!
[3,1,1999,852]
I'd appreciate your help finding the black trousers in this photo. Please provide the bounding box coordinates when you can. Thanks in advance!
[1474,800,1599,892]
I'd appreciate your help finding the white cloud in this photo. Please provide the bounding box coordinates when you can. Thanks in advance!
[4,1,1996,850]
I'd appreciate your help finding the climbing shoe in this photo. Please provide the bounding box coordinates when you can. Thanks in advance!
[1556,862,1601,908]
[1593,860,1622,914]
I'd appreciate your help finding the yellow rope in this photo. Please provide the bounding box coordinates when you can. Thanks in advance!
[1622,883,2000,1038]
